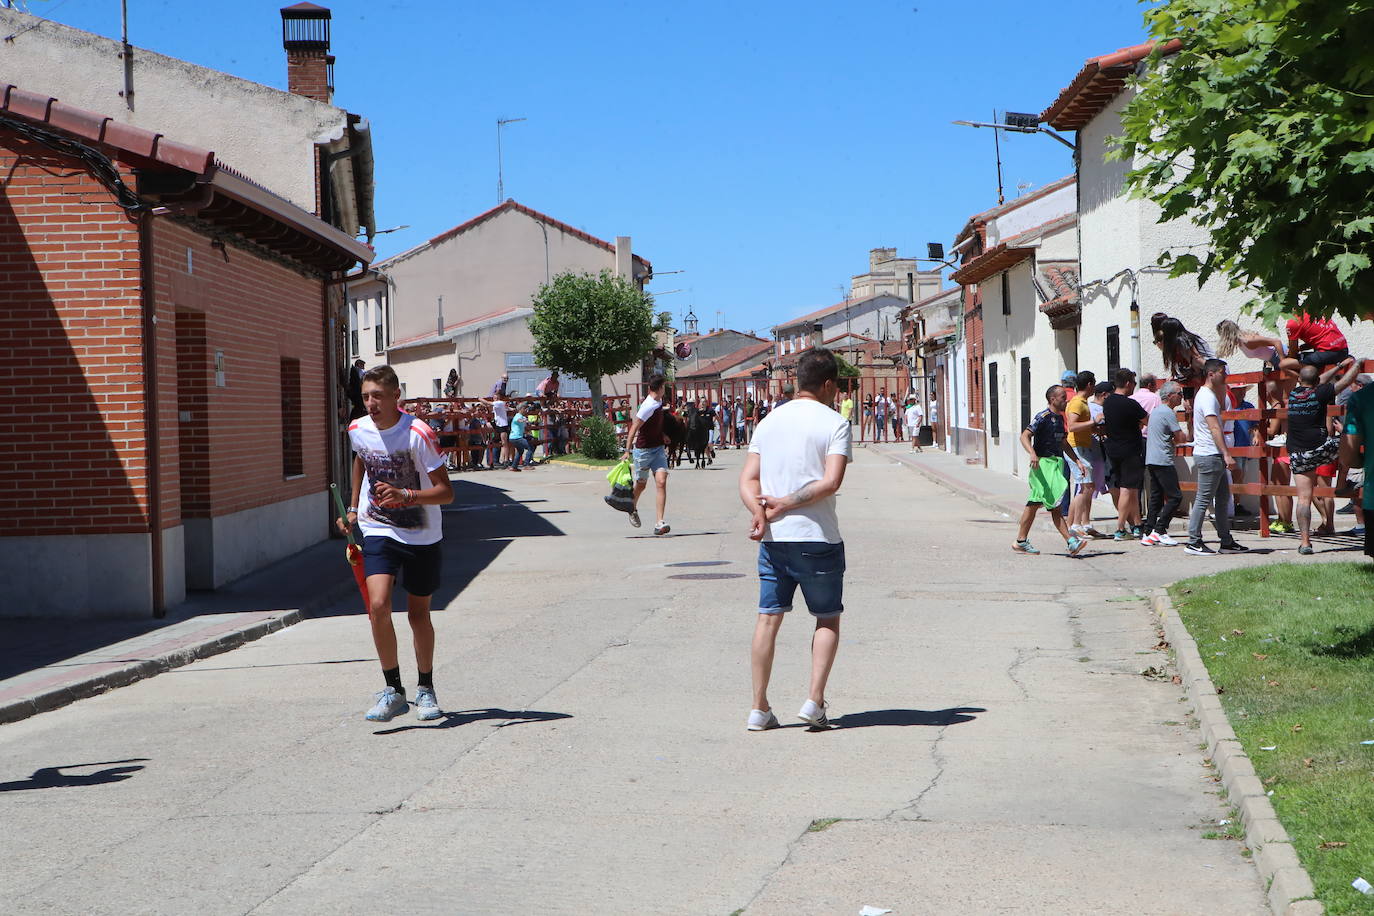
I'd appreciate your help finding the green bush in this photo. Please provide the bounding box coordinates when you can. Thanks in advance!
[579,415,619,460]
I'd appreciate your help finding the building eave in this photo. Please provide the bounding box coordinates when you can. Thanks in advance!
[1040,39,1183,131]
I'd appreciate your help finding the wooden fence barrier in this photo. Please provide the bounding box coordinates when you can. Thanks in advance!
[1175,359,1372,537]
[401,395,631,466]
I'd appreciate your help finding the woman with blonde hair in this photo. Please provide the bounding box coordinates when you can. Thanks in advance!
[1216,319,1286,371]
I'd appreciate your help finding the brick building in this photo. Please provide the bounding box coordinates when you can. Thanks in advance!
[0,87,371,617]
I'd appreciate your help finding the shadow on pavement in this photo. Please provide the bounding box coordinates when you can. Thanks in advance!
[372,707,573,736]
[834,707,986,728]
[315,478,567,617]
[0,759,148,792]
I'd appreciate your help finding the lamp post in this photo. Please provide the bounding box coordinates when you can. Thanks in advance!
[496,117,527,203]
[951,113,1075,149]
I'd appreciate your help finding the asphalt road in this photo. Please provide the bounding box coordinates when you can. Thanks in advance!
[0,449,1267,914]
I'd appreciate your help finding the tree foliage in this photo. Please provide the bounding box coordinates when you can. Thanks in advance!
[1119,0,1374,324]
[528,270,656,413]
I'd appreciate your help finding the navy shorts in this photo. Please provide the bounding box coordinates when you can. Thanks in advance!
[757,541,845,618]
[1298,348,1348,368]
[362,536,442,597]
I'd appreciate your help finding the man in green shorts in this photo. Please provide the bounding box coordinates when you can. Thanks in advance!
[1014,384,1088,557]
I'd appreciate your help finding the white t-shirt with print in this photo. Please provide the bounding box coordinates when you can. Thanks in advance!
[905,404,924,428]
[348,412,445,545]
[1192,385,1232,458]
[749,398,853,543]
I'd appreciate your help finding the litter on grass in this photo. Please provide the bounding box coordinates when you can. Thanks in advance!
[1352,877,1373,896]
[1260,746,1278,751]
[1361,740,1374,746]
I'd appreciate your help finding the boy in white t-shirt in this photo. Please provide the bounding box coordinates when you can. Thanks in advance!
[904,398,925,452]
[739,349,852,731]
[339,366,454,722]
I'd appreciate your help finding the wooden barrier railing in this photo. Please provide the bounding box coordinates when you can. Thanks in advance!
[399,395,632,465]
[1174,360,1371,537]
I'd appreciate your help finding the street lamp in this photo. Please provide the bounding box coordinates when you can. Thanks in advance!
[951,112,1075,150]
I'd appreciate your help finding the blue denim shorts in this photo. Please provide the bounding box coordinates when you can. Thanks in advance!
[757,541,845,618]
[632,445,669,480]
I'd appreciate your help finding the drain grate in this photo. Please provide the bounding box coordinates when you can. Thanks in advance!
[667,573,746,580]
[665,561,731,568]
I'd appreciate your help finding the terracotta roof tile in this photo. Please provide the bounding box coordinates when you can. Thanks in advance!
[427,200,652,271]
[1040,39,1183,131]
[677,340,774,379]
[775,293,905,331]
[0,84,213,173]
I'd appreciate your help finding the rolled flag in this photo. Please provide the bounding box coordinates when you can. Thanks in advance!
[330,483,371,613]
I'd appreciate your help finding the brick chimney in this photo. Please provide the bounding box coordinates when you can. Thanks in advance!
[281,3,332,103]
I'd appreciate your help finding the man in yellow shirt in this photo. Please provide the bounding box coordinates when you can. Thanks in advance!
[839,392,855,424]
[1064,371,1102,537]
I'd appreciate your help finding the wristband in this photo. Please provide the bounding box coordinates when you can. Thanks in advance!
[346,506,358,514]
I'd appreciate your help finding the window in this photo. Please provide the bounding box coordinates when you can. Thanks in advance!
[1107,325,1121,376]
[1001,272,1011,316]
[433,378,442,397]
[1020,357,1032,431]
[988,362,999,434]
[280,358,303,477]
[376,323,385,354]
[348,300,359,357]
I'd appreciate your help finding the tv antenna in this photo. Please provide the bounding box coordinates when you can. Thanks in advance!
[496,117,526,204]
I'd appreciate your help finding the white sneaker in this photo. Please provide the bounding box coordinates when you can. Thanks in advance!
[628,510,641,528]
[1140,532,1159,546]
[413,686,442,721]
[1154,533,1180,546]
[797,699,830,729]
[365,687,408,722]
[747,709,780,731]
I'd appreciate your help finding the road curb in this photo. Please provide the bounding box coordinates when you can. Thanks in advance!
[0,575,356,727]
[1152,590,1324,916]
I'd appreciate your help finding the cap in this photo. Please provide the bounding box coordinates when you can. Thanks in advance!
[1358,374,1374,386]
[1060,370,1077,385]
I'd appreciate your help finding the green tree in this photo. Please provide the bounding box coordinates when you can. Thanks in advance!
[1118,0,1374,325]
[529,270,656,415]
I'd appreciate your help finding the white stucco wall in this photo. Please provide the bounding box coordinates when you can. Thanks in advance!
[987,182,1077,247]
[0,9,348,210]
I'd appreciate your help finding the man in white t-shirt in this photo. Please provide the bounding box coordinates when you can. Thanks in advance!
[339,365,454,722]
[488,395,512,469]
[1186,358,1248,556]
[739,348,852,732]
[621,373,671,535]
[904,398,925,452]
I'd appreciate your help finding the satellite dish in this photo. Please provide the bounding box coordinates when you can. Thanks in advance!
[674,342,693,359]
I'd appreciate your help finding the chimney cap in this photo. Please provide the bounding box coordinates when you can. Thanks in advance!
[282,2,331,17]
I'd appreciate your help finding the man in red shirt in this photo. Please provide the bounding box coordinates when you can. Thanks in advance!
[1284,312,1349,371]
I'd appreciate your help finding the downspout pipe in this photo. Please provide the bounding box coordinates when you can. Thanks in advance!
[138,210,165,618]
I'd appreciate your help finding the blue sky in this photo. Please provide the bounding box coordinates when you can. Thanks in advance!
[30,0,1148,335]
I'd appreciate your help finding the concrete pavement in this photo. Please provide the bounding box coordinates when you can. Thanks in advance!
[1,449,1276,914]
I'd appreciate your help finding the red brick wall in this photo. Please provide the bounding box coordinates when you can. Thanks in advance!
[0,128,330,539]
[152,220,328,518]
[0,135,150,535]
[286,52,331,103]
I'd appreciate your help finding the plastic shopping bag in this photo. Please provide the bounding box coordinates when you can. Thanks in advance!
[606,459,633,489]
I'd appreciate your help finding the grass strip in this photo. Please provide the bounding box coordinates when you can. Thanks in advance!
[1169,562,1374,914]
[547,454,620,468]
